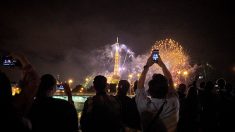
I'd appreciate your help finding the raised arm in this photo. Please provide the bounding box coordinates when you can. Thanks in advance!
[11,53,40,116]
[137,56,154,89]
[157,56,175,93]
[63,82,75,105]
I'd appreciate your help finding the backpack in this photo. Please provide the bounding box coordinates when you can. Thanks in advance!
[141,100,167,132]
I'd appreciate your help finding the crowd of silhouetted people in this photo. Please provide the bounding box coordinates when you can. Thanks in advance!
[0,53,234,132]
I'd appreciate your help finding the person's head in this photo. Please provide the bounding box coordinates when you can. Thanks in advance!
[225,83,233,93]
[117,80,130,96]
[93,75,107,94]
[187,86,197,99]
[0,72,12,102]
[148,74,168,99]
[37,74,56,97]
[216,78,226,89]
[177,83,186,94]
[199,82,206,89]
[205,81,214,92]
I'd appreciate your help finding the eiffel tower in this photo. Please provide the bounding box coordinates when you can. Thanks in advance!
[111,37,120,84]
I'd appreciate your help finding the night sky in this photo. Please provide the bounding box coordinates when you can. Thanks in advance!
[0,0,234,84]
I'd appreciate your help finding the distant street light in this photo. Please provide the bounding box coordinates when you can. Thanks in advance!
[128,74,133,79]
[137,73,141,79]
[68,79,73,84]
[182,71,188,83]
[68,79,73,88]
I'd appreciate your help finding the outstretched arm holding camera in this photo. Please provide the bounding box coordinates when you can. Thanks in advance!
[63,83,74,105]
[137,56,154,90]
[11,53,40,116]
[137,54,175,93]
[157,56,175,93]
[136,53,179,132]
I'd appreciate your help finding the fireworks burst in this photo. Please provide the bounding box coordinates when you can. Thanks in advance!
[130,38,196,86]
[151,38,193,84]
[83,38,196,88]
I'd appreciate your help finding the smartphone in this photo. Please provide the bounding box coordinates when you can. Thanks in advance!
[198,75,203,79]
[152,49,159,63]
[56,84,64,90]
[1,56,17,67]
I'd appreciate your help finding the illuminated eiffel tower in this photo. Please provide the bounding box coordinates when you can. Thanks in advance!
[111,37,121,84]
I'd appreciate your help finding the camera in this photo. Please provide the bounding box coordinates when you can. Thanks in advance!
[1,56,19,67]
[56,84,64,90]
[152,49,159,63]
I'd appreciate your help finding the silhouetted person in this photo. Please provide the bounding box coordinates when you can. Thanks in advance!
[0,53,39,132]
[0,72,30,131]
[177,83,187,105]
[178,78,201,132]
[115,80,141,132]
[136,55,179,132]
[217,80,234,132]
[176,83,187,132]
[131,80,142,132]
[29,74,78,132]
[200,81,218,132]
[216,78,226,94]
[80,75,121,132]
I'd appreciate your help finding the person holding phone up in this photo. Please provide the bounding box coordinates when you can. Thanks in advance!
[135,50,179,132]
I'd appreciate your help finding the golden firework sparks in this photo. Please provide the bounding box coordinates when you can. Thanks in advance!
[151,38,192,85]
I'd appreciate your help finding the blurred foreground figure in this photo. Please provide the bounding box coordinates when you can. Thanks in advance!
[80,75,122,132]
[0,53,39,131]
[29,74,78,132]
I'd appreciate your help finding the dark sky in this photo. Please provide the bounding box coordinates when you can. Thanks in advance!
[0,0,234,84]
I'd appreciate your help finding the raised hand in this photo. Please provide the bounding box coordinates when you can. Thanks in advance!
[157,55,165,68]
[10,52,30,68]
[145,55,154,68]
[62,82,74,105]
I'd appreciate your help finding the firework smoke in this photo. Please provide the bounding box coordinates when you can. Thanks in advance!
[83,38,197,88]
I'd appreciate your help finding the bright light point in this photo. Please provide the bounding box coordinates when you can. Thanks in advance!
[85,78,89,82]
[177,71,181,74]
[137,73,141,78]
[183,71,188,76]
[68,79,73,83]
[174,83,177,88]
[128,74,133,78]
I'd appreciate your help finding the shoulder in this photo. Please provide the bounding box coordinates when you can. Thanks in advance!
[167,94,179,102]
[53,98,75,108]
[135,88,145,94]
[85,96,93,103]
[108,95,120,102]
[165,95,180,110]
